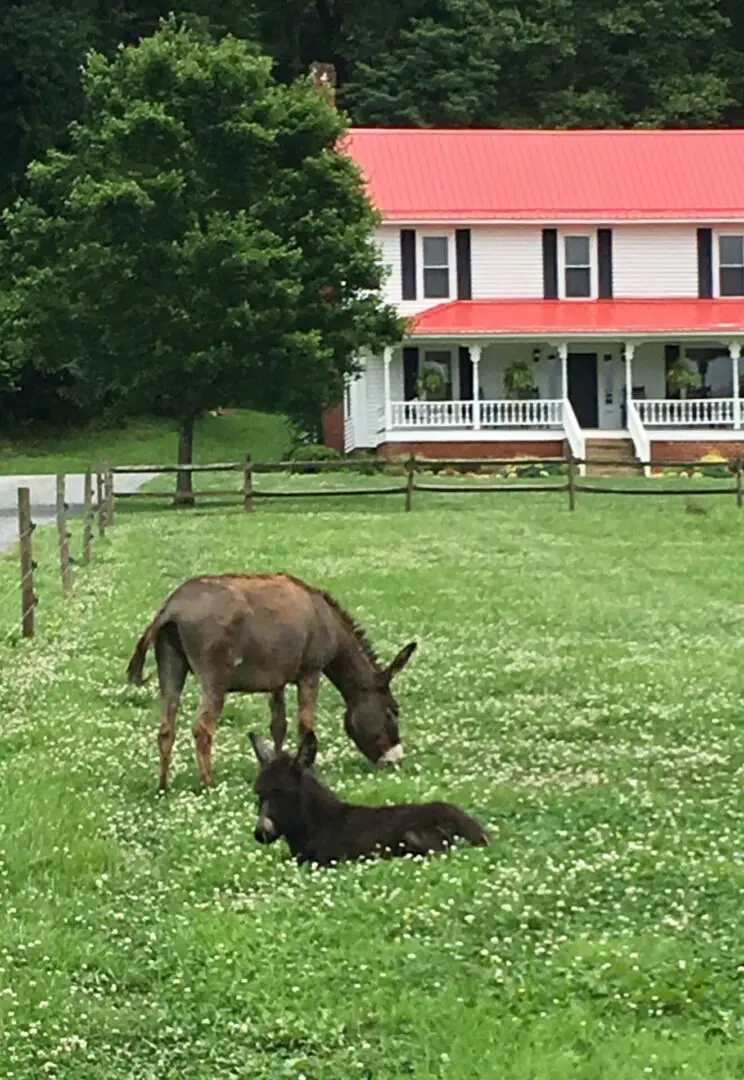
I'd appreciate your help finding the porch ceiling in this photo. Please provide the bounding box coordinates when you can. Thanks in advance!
[411,299,744,339]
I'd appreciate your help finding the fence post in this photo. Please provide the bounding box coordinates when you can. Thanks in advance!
[243,455,254,512]
[404,453,416,512]
[736,457,743,510]
[83,470,93,565]
[567,452,576,512]
[18,487,35,639]
[96,472,105,538]
[56,474,73,596]
[104,462,115,526]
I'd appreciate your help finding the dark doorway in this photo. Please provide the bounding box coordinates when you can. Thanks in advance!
[567,353,598,427]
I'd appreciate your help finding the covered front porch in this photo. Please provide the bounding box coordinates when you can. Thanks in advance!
[368,299,744,468]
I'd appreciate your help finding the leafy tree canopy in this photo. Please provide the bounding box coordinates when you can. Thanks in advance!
[0,16,402,480]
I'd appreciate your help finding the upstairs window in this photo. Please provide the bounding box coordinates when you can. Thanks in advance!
[719,235,744,296]
[564,235,592,298]
[422,236,450,298]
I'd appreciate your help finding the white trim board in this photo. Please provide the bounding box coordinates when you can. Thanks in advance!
[377,429,563,443]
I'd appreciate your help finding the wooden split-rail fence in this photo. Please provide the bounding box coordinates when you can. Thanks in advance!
[2,453,741,643]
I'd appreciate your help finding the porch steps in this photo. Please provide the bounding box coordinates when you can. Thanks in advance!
[584,437,643,477]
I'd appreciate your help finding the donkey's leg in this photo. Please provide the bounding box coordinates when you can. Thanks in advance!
[296,673,320,743]
[192,685,226,789]
[154,626,188,792]
[269,689,288,753]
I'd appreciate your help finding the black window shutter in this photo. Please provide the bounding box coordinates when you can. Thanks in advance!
[697,228,713,298]
[401,229,417,300]
[598,228,613,298]
[403,347,419,400]
[542,229,558,299]
[458,346,473,399]
[455,229,472,300]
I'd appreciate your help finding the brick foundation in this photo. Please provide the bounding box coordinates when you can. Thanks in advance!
[321,403,344,452]
[378,440,566,460]
[650,440,744,464]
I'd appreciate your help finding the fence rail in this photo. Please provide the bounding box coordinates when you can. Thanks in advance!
[1,470,110,643]
[2,453,741,646]
[108,452,744,514]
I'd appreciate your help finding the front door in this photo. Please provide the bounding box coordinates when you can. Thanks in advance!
[567,353,598,428]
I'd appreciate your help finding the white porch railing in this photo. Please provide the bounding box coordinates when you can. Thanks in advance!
[389,400,474,428]
[637,398,741,427]
[627,399,650,475]
[561,398,585,469]
[479,399,563,427]
[387,399,563,430]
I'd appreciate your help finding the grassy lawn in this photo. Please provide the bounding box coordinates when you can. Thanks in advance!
[0,409,292,475]
[1,491,744,1077]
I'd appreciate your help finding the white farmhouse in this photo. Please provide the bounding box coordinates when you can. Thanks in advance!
[327,128,744,468]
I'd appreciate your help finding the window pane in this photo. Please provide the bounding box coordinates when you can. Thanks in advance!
[565,267,591,298]
[423,236,448,267]
[565,235,590,266]
[719,235,744,266]
[423,266,450,298]
[720,266,744,296]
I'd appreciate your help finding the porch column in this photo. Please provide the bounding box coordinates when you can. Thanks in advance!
[470,343,482,429]
[729,342,741,430]
[558,343,568,398]
[623,342,635,409]
[383,345,393,432]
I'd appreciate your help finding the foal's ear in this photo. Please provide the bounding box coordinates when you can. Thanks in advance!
[294,729,318,771]
[249,732,275,765]
[384,641,418,683]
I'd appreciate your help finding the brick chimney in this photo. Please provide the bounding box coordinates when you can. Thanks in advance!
[309,61,337,108]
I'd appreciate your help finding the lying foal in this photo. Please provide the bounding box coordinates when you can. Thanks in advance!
[249,731,488,866]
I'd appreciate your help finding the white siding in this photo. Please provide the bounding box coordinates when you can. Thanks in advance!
[612,226,698,298]
[471,227,544,298]
[363,355,384,447]
[374,226,455,317]
[346,357,383,451]
[632,344,667,399]
[375,227,401,308]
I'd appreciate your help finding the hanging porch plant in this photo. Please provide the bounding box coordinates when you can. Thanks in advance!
[416,362,446,399]
[503,358,536,399]
[666,361,701,397]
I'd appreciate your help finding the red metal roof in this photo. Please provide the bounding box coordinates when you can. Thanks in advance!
[342,129,744,221]
[411,299,744,337]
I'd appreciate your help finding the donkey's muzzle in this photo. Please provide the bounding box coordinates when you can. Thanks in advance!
[377,743,405,768]
[254,816,278,844]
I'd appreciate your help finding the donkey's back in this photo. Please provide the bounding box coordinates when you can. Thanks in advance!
[310,800,488,865]
[128,573,337,691]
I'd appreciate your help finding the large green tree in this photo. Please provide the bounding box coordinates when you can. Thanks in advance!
[0,16,402,493]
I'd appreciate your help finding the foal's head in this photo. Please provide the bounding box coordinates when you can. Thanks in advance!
[249,730,319,845]
[346,641,417,768]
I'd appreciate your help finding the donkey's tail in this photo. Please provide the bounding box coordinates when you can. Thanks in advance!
[445,805,489,847]
[126,597,174,686]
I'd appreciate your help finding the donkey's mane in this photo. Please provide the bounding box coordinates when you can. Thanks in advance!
[281,573,383,672]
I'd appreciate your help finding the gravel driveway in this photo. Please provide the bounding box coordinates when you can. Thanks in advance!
[0,472,157,554]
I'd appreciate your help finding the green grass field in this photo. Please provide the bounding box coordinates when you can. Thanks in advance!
[1,489,743,1078]
[0,409,292,475]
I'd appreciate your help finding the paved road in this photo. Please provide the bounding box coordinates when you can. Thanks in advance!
[0,472,157,553]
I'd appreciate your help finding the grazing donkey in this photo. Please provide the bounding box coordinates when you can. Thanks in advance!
[249,730,489,866]
[127,573,417,790]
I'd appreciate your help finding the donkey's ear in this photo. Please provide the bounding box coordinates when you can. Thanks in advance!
[249,732,275,765]
[384,641,418,683]
[294,729,318,771]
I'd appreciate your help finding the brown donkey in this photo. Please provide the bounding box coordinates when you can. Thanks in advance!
[249,730,489,865]
[127,573,417,790]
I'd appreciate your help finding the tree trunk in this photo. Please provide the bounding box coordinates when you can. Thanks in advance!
[174,414,195,508]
